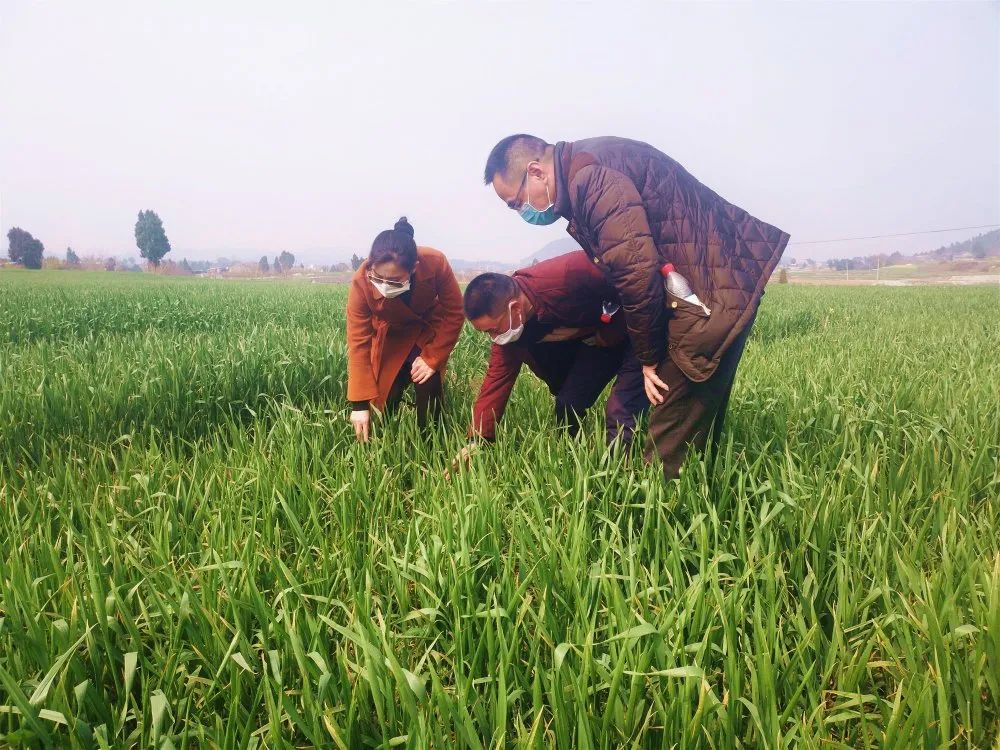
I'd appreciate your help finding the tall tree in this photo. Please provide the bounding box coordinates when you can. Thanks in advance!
[272,255,282,273]
[134,210,171,266]
[259,255,270,273]
[7,227,44,269]
[279,251,295,270]
[66,247,80,266]
[350,253,363,271]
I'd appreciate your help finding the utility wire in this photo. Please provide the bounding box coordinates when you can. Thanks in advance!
[787,223,1000,246]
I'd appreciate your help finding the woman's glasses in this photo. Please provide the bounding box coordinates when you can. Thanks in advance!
[366,270,409,289]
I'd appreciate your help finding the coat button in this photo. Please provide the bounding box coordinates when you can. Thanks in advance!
[671,301,678,309]
[592,256,600,264]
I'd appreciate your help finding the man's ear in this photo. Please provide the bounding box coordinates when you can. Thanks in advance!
[526,160,546,180]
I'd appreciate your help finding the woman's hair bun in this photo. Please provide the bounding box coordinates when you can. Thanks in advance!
[393,216,414,237]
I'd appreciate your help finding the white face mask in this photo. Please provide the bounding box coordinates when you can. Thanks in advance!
[371,278,410,298]
[491,301,524,345]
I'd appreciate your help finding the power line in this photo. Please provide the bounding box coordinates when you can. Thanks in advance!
[788,223,1000,246]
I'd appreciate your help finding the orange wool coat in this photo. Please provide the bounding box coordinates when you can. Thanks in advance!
[346,246,464,409]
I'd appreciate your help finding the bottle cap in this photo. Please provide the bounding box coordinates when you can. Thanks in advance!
[660,262,675,277]
[600,312,612,324]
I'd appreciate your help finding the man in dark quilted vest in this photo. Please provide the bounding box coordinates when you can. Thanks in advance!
[484,134,789,478]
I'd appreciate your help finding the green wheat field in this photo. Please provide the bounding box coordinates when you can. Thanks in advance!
[1,269,997,749]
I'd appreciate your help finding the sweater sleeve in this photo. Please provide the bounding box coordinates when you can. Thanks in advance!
[468,343,525,441]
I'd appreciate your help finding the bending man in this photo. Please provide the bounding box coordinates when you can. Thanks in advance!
[483,135,789,478]
[460,251,648,461]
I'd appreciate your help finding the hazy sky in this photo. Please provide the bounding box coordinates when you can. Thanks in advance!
[2,1,998,264]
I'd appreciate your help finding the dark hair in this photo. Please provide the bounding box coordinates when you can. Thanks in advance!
[369,216,417,269]
[463,273,518,319]
[483,134,550,185]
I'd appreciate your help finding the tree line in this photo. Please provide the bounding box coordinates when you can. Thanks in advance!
[5,210,311,274]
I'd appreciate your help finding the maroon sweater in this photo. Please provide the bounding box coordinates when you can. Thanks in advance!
[469,251,623,440]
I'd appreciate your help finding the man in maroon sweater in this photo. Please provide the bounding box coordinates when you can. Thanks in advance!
[460,251,648,456]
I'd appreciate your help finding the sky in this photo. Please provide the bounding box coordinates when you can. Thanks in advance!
[1,1,998,265]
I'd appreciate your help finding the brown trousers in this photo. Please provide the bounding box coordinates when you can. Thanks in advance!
[642,314,756,479]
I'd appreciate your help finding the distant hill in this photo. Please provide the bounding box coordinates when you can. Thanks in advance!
[448,257,513,273]
[926,228,1000,260]
[447,238,585,275]
[520,238,583,266]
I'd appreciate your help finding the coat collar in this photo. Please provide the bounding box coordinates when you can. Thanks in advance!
[553,141,572,218]
[553,140,598,220]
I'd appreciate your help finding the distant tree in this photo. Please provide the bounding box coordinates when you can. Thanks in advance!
[279,251,295,270]
[273,255,282,273]
[65,246,81,267]
[259,255,270,273]
[777,268,789,284]
[332,262,350,272]
[7,227,44,269]
[181,258,193,273]
[350,253,363,271]
[134,210,171,266]
[105,257,117,272]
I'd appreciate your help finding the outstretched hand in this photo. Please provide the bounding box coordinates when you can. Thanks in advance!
[444,443,478,480]
[350,409,370,442]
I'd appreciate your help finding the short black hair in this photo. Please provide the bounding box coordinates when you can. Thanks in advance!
[483,134,550,185]
[463,273,518,320]
[369,216,417,269]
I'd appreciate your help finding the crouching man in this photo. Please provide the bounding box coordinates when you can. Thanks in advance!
[451,251,648,472]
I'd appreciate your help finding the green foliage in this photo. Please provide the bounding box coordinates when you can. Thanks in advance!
[65,247,80,267]
[6,227,45,269]
[134,210,171,266]
[351,253,364,271]
[259,255,270,273]
[0,271,997,747]
[777,268,789,284]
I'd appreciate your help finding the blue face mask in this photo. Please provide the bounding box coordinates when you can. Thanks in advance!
[518,168,560,226]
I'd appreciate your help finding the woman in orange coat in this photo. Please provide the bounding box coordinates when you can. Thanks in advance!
[346,217,464,441]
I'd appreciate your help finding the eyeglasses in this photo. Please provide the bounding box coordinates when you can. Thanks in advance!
[507,169,529,210]
[366,271,408,289]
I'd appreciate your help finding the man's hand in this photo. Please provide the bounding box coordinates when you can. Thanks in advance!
[642,364,669,405]
[350,409,370,442]
[411,356,435,384]
[444,442,478,480]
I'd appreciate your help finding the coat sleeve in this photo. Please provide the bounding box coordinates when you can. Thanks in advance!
[346,276,379,404]
[571,164,666,366]
[468,343,524,441]
[419,258,465,372]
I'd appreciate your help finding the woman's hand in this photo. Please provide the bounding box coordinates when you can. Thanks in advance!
[350,409,370,442]
[411,356,435,384]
